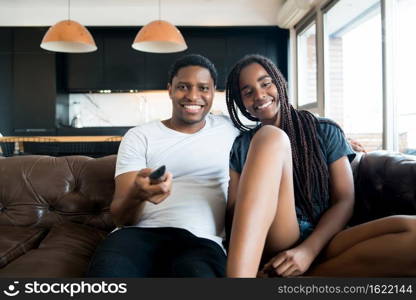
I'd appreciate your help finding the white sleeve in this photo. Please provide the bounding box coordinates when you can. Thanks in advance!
[115,129,147,178]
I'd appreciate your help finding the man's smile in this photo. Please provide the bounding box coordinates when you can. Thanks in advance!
[181,104,205,113]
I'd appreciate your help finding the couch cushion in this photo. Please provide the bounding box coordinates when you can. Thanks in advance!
[351,151,416,225]
[0,155,116,231]
[0,226,47,268]
[0,222,107,277]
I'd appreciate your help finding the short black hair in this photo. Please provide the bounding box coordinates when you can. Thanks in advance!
[168,54,217,86]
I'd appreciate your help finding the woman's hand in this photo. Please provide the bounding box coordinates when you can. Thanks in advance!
[260,245,316,277]
[347,138,367,153]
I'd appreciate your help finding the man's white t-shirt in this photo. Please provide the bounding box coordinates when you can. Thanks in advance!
[115,114,239,249]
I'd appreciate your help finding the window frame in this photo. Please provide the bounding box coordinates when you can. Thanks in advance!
[291,0,399,151]
[294,12,320,112]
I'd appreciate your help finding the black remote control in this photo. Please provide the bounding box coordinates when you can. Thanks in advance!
[149,165,166,183]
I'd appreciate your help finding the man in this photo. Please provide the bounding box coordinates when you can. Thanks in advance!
[87,54,239,277]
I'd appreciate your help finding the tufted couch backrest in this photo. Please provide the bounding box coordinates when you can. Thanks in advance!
[350,151,416,225]
[0,155,116,231]
[0,151,415,232]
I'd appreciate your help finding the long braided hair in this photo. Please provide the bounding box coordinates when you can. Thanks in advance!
[226,54,331,224]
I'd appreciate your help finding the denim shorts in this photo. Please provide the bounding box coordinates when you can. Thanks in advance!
[298,220,314,242]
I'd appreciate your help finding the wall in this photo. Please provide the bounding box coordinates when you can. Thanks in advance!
[68,91,254,128]
[0,0,284,27]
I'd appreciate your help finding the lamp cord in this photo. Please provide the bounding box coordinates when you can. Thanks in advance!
[158,0,161,20]
[68,0,71,21]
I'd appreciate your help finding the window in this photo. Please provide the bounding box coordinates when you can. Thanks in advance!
[297,22,317,107]
[324,0,382,152]
[395,0,416,155]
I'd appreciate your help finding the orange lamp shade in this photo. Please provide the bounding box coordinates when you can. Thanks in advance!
[132,20,187,53]
[40,20,97,53]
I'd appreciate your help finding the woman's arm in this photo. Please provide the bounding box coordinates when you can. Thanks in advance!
[300,155,355,257]
[262,155,354,276]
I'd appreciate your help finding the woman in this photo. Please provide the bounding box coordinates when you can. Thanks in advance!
[225,54,416,277]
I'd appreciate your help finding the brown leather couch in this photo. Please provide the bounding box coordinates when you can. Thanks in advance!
[0,155,116,277]
[0,151,415,277]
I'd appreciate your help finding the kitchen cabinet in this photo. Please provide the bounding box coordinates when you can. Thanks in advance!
[65,26,289,91]
[143,52,182,90]
[1,26,288,136]
[14,27,47,54]
[183,29,228,89]
[12,28,57,135]
[13,52,56,134]
[142,29,227,90]
[0,28,13,135]
[0,28,13,53]
[66,29,105,91]
[226,28,269,67]
[226,27,288,76]
[0,53,13,135]
[103,29,146,90]
[66,28,147,91]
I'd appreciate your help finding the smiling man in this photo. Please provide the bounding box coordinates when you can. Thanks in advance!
[166,64,213,133]
[86,54,239,278]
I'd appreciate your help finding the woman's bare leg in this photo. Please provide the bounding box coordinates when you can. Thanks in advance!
[307,215,416,276]
[226,126,299,277]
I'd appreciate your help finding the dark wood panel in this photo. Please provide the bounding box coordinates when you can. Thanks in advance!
[0,28,14,135]
[183,29,227,89]
[66,29,105,91]
[0,28,13,53]
[0,54,13,135]
[226,29,268,68]
[104,29,146,90]
[13,53,56,133]
[65,26,289,91]
[143,52,183,90]
[14,27,48,53]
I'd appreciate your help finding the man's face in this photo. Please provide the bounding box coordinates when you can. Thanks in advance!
[168,66,215,126]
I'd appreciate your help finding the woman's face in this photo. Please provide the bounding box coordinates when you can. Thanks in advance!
[239,63,280,125]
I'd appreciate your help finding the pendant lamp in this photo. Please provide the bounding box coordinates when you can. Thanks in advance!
[40,0,97,53]
[132,0,187,53]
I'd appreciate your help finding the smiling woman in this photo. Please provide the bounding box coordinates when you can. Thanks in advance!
[224,54,416,278]
[239,64,282,126]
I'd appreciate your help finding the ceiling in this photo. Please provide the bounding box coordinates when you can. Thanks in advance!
[0,0,287,27]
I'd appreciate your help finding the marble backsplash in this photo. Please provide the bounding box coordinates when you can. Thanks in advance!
[68,91,245,128]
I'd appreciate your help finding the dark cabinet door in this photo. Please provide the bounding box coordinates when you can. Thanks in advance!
[226,28,288,80]
[226,28,269,70]
[66,29,105,91]
[184,29,227,89]
[14,28,48,54]
[104,29,145,90]
[0,54,13,135]
[64,27,289,91]
[13,53,56,134]
[267,29,289,79]
[143,51,183,90]
[0,28,13,135]
[0,28,13,53]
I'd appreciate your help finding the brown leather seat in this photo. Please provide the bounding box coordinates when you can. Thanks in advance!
[350,151,416,225]
[0,151,415,277]
[0,155,116,277]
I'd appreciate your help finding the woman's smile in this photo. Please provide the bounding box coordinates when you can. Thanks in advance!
[254,99,274,111]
